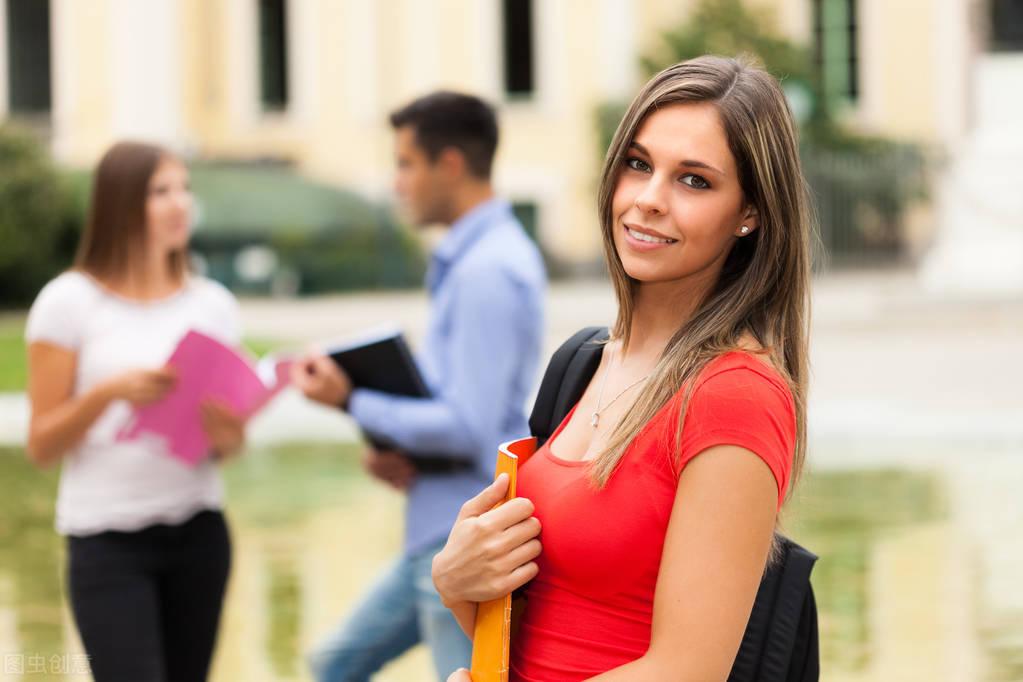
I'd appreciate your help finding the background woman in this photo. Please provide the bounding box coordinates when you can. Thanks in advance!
[25,141,247,682]
[433,54,814,681]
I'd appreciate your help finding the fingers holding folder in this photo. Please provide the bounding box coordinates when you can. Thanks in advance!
[433,473,542,605]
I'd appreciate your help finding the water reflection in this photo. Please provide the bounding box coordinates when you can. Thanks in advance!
[0,445,1002,681]
[785,469,946,675]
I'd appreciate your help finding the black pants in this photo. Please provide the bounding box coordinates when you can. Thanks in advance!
[67,509,231,682]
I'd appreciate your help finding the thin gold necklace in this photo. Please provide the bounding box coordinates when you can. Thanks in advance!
[590,349,650,428]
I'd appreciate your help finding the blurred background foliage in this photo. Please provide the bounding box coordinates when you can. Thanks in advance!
[0,0,933,307]
[0,124,80,306]
[0,123,426,306]
[596,0,932,267]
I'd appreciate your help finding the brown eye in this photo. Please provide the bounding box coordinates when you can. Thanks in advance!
[626,157,651,172]
[680,174,709,189]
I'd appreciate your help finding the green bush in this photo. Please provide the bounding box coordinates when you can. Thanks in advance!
[641,0,815,97]
[63,162,427,296]
[269,214,426,294]
[0,126,78,306]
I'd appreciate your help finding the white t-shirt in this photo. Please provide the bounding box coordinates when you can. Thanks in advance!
[25,271,242,536]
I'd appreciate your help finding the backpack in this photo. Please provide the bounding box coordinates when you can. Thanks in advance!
[528,327,820,682]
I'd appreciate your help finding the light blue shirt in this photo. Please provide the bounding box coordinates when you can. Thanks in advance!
[349,198,546,554]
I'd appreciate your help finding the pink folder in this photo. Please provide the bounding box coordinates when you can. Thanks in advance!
[118,330,291,466]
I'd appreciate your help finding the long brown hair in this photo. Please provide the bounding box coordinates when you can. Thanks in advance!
[73,141,188,283]
[591,55,814,497]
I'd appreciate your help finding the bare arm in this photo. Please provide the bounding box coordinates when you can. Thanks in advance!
[26,342,175,468]
[587,445,779,681]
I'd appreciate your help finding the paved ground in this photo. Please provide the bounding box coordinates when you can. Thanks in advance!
[4,270,1020,457]
[226,271,1023,462]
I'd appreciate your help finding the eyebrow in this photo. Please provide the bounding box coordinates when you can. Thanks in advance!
[629,141,726,176]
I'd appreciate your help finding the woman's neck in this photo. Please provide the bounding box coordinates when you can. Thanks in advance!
[105,250,182,301]
[623,274,717,360]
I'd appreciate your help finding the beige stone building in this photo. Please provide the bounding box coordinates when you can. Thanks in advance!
[1,0,1019,283]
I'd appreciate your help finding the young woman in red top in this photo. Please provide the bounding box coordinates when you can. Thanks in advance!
[433,54,812,681]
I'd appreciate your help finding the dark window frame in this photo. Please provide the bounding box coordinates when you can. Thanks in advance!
[6,0,52,116]
[511,199,540,242]
[501,0,535,99]
[990,0,1023,52]
[258,0,289,112]
[811,0,859,107]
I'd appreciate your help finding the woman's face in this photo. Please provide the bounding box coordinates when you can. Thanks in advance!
[610,102,756,289]
[145,157,193,254]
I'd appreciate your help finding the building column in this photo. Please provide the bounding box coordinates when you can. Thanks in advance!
[107,0,186,148]
[920,0,1023,295]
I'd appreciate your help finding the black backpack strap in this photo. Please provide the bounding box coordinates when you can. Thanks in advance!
[763,539,818,681]
[728,535,819,682]
[728,540,785,681]
[788,586,819,682]
[528,326,609,447]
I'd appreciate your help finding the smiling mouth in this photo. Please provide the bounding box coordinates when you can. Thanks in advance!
[625,225,677,244]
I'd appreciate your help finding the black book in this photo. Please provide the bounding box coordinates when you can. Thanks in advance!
[327,329,473,474]
[327,329,428,399]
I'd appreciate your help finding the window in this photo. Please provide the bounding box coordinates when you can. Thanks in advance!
[991,0,1023,52]
[258,0,288,111]
[6,0,52,115]
[812,0,858,106]
[502,0,534,98]
[512,201,539,242]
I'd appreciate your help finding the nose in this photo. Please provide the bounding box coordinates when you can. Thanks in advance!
[174,188,193,214]
[634,175,669,216]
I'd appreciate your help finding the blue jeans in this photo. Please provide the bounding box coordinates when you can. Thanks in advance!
[308,540,472,682]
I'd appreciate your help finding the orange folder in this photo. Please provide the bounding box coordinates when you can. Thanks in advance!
[470,436,537,682]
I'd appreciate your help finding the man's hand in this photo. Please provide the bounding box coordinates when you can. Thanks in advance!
[446,669,472,682]
[290,352,354,409]
[362,448,416,491]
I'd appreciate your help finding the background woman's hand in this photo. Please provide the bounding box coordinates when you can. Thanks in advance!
[105,367,177,406]
[447,669,472,682]
[201,399,246,460]
[432,473,542,607]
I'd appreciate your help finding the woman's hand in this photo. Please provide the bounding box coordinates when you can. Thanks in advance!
[432,473,542,608]
[201,399,247,460]
[447,669,472,682]
[104,367,177,406]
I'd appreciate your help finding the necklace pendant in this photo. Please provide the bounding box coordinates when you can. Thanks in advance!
[590,412,599,428]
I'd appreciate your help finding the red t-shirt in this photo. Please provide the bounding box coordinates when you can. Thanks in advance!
[511,351,796,681]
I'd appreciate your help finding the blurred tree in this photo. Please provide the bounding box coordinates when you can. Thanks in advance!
[598,0,816,157]
[595,0,931,265]
[641,0,815,102]
[0,125,78,306]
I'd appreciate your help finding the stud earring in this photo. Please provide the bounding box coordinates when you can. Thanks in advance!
[740,225,750,235]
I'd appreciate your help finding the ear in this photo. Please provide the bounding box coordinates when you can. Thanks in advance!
[735,204,760,237]
[436,146,467,181]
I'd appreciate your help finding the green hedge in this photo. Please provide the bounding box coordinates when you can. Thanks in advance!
[10,152,426,303]
[0,126,79,307]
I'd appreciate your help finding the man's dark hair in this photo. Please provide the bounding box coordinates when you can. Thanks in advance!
[389,91,499,180]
